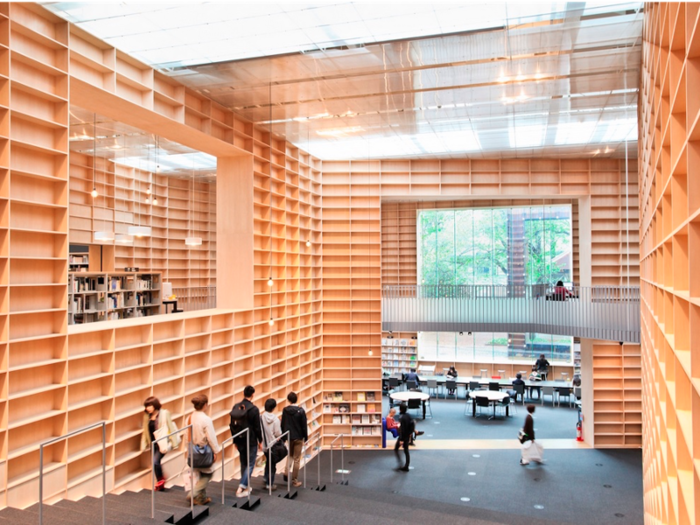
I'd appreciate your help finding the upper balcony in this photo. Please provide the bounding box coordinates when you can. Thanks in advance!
[382,284,640,344]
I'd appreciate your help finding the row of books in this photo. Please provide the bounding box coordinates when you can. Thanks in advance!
[382,348,417,355]
[323,391,376,402]
[351,426,382,436]
[381,339,417,347]
[323,403,377,413]
[331,414,381,425]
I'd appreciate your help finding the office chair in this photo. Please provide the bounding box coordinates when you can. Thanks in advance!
[488,381,500,391]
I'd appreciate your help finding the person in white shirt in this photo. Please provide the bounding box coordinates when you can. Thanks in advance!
[185,394,221,505]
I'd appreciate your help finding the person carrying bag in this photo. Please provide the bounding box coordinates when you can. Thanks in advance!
[260,398,287,490]
[520,404,545,466]
[184,394,220,505]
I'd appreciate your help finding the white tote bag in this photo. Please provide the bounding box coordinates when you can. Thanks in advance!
[521,440,544,463]
[154,424,172,454]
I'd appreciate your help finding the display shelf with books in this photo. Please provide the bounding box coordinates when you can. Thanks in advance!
[68,272,162,324]
[321,391,381,437]
[381,335,417,375]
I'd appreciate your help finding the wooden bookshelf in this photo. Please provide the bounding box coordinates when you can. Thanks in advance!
[638,4,700,524]
[381,336,417,375]
[68,272,161,324]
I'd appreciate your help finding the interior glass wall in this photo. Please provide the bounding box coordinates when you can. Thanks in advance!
[416,204,574,365]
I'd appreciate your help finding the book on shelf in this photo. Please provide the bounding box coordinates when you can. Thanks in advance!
[338,403,350,413]
[357,403,366,413]
[362,427,373,436]
[367,403,376,413]
[366,392,376,401]
[356,392,365,402]
[371,414,381,424]
[342,415,351,424]
[361,414,370,424]
[323,404,331,413]
[351,426,360,436]
[324,393,333,402]
[351,414,361,424]
[332,415,342,424]
[333,392,344,401]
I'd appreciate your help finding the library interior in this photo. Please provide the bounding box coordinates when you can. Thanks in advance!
[0,2,693,524]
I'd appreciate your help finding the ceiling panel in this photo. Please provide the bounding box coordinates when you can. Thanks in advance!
[46,1,643,160]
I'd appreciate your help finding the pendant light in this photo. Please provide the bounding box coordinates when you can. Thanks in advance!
[185,159,202,247]
[127,133,151,238]
[93,113,114,242]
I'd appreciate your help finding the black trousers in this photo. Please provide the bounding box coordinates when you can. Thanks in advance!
[394,437,410,468]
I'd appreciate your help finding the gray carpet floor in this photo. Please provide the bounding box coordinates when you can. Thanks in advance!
[384,393,580,440]
[314,447,643,525]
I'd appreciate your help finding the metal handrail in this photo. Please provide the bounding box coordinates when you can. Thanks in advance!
[151,424,193,519]
[40,421,107,525]
[219,428,250,505]
[329,434,346,484]
[264,430,290,496]
[302,431,321,489]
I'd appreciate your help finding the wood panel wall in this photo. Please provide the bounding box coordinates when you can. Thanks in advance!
[323,158,641,449]
[639,3,700,523]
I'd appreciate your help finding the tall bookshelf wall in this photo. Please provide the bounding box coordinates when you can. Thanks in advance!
[68,151,217,292]
[326,158,641,449]
[0,3,327,510]
[639,3,700,523]
[321,164,382,447]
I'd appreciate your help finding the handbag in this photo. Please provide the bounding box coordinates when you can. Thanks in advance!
[518,428,528,444]
[188,443,214,468]
[153,423,172,454]
[271,440,288,463]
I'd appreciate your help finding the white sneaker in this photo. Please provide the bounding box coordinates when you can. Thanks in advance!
[236,487,251,498]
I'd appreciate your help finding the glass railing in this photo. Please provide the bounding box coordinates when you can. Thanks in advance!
[382,284,640,343]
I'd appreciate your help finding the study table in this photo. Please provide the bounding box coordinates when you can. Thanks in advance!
[470,390,510,419]
[389,391,430,420]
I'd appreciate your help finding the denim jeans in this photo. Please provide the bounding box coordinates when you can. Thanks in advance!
[236,441,258,489]
[152,447,165,480]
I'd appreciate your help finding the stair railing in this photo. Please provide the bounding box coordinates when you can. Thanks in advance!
[302,431,322,489]
[151,424,194,519]
[329,434,346,484]
[39,421,107,525]
[220,428,250,505]
[264,430,289,496]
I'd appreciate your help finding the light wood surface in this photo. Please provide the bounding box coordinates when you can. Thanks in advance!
[639,4,700,524]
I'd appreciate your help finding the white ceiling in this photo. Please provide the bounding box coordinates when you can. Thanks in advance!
[47,2,643,161]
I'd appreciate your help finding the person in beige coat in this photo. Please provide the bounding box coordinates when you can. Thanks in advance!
[184,394,221,505]
[141,396,180,491]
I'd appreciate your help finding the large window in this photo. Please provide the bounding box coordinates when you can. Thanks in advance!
[416,204,574,365]
[417,204,573,286]
[418,332,574,365]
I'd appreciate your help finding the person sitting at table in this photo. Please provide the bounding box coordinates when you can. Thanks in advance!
[403,369,421,391]
[552,280,573,301]
[534,354,550,380]
[507,373,526,402]
[386,407,424,443]
[446,366,458,395]
[528,369,542,399]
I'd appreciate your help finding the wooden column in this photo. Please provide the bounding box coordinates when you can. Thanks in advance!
[216,155,254,310]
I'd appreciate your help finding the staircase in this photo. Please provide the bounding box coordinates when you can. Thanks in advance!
[0,477,567,525]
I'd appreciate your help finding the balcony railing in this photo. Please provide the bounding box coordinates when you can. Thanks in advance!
[172,286,216,312]
[382,284,640,343]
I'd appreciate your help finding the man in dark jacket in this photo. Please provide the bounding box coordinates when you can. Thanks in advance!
[394,403,412,472]
[232,385,262,497]
[281,391,308,487]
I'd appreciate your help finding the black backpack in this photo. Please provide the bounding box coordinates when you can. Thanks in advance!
[230,401,250,439]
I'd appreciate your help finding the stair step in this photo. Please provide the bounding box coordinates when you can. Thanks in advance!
[254,493,411,525]
[50,498,169,524]
[0,503,158,525]
[202,506,307,525]
[112,490,210,524]
[105,492,188,524]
